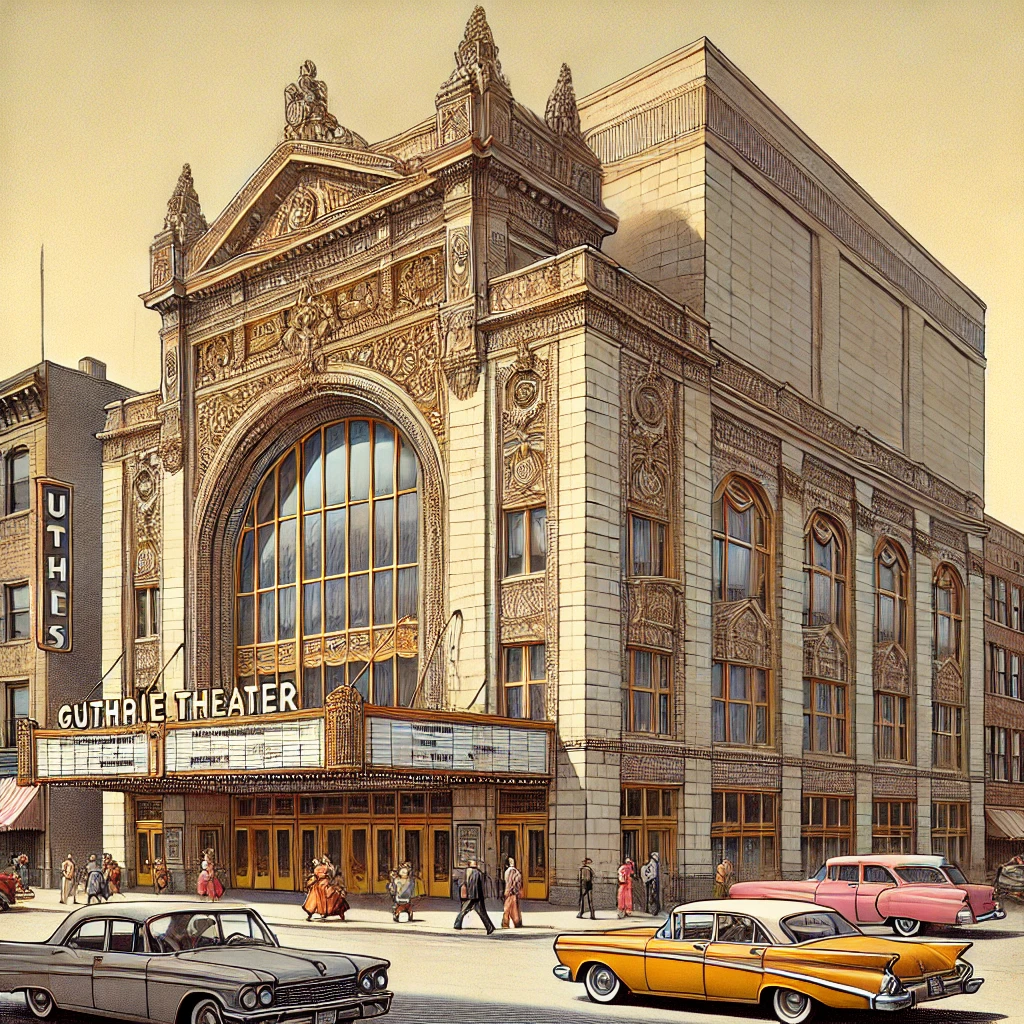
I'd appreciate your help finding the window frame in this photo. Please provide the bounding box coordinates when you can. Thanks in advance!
[503,505,547,578]
[4,448,30,517]
[620,786,677,872]
[874,690,910,762]
[628,512,669,578]
[931,801,969,865]
[712,662,770,747]
[932,702,964,771]
[872,800,916,854]
[932,564,963,662]
[800,794,853,878]
[712,477,771,608]
[135,586,161,639]
[986,726,1009,782]
[802,679,849,756]
[711,789,779,881]
[2,583,30,644]
[623,647,672,736]
[875,541,908,647]
[802,513,847,631]
[501,642,547,721]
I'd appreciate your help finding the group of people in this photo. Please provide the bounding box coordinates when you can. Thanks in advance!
[451,856,524,933]
[613,851,662,919]
[59,853,123,905]
[302,856,349,921]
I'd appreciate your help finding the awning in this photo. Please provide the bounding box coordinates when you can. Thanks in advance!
[0,777,42,832]
[986,806,1024,841]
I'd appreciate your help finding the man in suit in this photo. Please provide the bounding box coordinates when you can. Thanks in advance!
[453,859,495,934]
[577,857,595,919]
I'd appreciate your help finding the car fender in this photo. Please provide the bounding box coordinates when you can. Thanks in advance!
[876,885,968,925]
[146,959,262,1024]
[760,946,894,1011]
[728,880,820,901]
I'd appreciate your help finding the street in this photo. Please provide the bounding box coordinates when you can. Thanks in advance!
[0,891,1015,1023]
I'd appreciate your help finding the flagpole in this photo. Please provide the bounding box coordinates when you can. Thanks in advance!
[40,244,45,364]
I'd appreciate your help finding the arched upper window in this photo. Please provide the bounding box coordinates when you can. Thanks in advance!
[803,514,847,632]
[875,542,908,647]
[4,448,29,515]
[713,478,770,608]
[235,418,420,709]
[933,564,963,662]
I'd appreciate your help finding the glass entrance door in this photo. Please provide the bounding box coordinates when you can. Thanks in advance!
[273,826,295,891]
[136,827,162,887]
[428,825,451,898]
[372,825,395,894]
[345,825,369,893]
[235,829,250,887]
[400,826,424,891]
[252,828,272,889]
[525,826,547,900]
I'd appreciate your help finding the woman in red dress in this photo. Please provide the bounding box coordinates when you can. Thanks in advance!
[198,849,224,902]
[303,859,347,921]
[616,857,635,918]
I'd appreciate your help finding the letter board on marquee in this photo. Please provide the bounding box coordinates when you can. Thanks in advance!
[37,479,73,652]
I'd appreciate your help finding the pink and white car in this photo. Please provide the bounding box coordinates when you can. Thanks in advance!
[730,854,1005,937]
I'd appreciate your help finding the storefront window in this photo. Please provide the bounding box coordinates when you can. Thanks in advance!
[872,801,915,854]
[235,419,420,708]
[801,795,852,877]
[711,790,777,880]
[621,786,676,871]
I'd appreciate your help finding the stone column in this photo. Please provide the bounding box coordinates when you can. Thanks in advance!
[852,486,875,853]
[914,510,934,854]
[967,537,987,876]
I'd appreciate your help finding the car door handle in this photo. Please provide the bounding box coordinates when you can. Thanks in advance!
[692,943,707,951]
[749,947,765,955]
[93,955,103,964]
[847,882,859,888]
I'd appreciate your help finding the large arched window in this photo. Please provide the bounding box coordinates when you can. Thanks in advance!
[933,564,963,662]
[712,478,770,608]
[235,418,420,709]
[803,514,847,631]
[875,542,908,647]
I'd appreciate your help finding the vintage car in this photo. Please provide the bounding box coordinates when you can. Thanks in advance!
[0,900,392,1024]
[553,898,983,1023]
[730,854,1004,936]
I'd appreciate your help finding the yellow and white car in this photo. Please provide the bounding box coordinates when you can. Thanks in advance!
[552,898,983,1023]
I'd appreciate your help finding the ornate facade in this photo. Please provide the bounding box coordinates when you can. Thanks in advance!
[20,13,989,899]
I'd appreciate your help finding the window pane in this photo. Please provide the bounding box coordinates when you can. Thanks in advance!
[712,700,725,742]
[529,683,546,721]
[632,690,651,732]
[529,508,547,573]
[324,578,346,633]
[374,423,394,496]
[373,570,393,625]
[237,595,254,645]
[373,658,394,706]
[505,646,523,683]
[712,662,723,697]
[278,518,295,584]
[349,503,369,572]
[323,508,345,576]
[303,433,323,510]
[727,543,751,600]
[258,525,275,588]
[506,512,524,576]
[398,437,418,490]
[729,665,748,700]
[730,702,749,744]
[324,423,346,506]
[506,685,523,718]
[349,574,369,628]
[239,532,254,593]
[349,421,370,500]
[136,589,149,638]
[529,644,546,680]
[397,566,417,620]
[633,517,651,575]
[303,514,321,580]
[398,493,418,564]
[727,504,751,542]
[278,450,297,517]
[633,650,652,688]
[303,582,321,635]
[397,656,418,707]
[374,498,394,566]
[257,475,275,523]
[278,586,295,640]
[258,592,275,642]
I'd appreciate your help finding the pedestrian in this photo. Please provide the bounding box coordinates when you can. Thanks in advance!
[577,858,595,920]
[501,856,523,928]
[153,857,170,894]
[616,856,635,918]
[16,854,29,890]
[198,849,224,902]
[392,864,415,922]
[641,851,661,916]
[85,855,106,904]
[107,858,123,898]
[303,857,347,921]
[60,854,76,905]
[712,857,735,899]
[453,859,495,934]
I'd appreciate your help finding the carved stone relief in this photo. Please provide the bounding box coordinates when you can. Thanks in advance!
[873,642,910,695]
[500,577,546,643]
[803,624,849,683]
[134,639,160,691]
[713,599,774,669]
[627,580,679,652]
[625,360,672,516]
[933,658,964,705]
[441,304,479,400]
[500,343,548,506]
[447,226,471,300]
[130,451,162,583]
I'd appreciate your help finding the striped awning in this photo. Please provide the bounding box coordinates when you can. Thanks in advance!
[0,777,41,832]
[986,806,1024,841]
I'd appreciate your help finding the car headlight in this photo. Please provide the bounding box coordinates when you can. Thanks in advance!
[240,987,258,1010]
[361,974,374,992]
[258,985,274,1006]
[375,970,388,990]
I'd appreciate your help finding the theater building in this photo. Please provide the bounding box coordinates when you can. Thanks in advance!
[18,11,990,898]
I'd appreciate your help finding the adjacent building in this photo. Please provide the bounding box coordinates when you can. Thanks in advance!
[982,516,1024,868]
[0,358,133,882]
[17,11,991,900]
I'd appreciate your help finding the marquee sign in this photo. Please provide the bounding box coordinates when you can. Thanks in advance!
[365,716,550,775]
[37,479,72,652]
[165,717,324,774]
[35,730,152,780]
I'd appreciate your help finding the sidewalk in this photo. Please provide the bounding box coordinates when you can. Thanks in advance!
[13,886,663,938]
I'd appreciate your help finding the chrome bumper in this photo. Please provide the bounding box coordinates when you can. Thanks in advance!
[974,907,1006,923]
[872,991,914,1012]
[553,965,573,982]
[907,963,983,1005]
[223,993,393,1024]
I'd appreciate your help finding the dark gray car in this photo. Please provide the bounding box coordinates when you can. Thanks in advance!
[0,900,392,1024]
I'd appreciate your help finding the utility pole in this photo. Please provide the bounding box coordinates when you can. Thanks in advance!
[40,244,45,364]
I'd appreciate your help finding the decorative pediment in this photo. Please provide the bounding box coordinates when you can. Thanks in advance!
[933,657,964,705]
[803,624,849,683]
[713,599,774,669]
[628,580,679,652]
[873,642,909,695]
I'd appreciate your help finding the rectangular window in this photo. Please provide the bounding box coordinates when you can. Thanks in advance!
[1013,586,1022,632]
[932,703,964,771]
[987,726,1009,781]
[620,786,677,873]
[629,514,667,577]
[803,680,848,755]
[1014,732,1023,783]
[872,801,916,854]
[997,578,1009,625]
[5,449,29,516]
[3,584,29,643]
[987,574,997,621]
[712,663,769,745]
[502,643,546,721]
[988,645,1008,695]
[135,586,160,639]
[624,648,671,735]
[801,795,852,877]
[3,683,28,749]
[503,507,546,577]
[711,790,778,881]
[931,802,969,865]
[874,691,909,761]
[1011,655,1021,700]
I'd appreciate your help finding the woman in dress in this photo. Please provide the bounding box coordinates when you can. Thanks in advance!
[153,857,170,894]
[616,857,635,918]
[501,857,523,928]
[85,855,106,905]
[712,857,735,898]
[198,849,225,902]
[107,858,123,897]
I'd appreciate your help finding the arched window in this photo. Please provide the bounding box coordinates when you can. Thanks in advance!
[4,448,29,515]
[875,542,908,647]
[933,565,963,662]
[235,418,420,709]
[803,514,847,631]
[713,478,770,608]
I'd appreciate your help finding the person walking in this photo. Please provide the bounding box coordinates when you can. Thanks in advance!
[15,854,29,891]
[577,858,595,919]
[616,856,635,918]
[712,857,735,898]
[60,854,76,905]
[153,857,170,894]
[107,857,123,898]
[392,864,416,922]
[501,857,523,928]
[641,851,661,916]
[198,849,224,902]
[85,855,106,905]
[453,859,495,934]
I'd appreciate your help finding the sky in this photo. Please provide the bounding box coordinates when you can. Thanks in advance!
[0,0,1021,524]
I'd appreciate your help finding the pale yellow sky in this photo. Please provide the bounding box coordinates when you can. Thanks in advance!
[1,0,1021,524]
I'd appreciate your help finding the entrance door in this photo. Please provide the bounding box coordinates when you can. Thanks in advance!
[401,826,424,891]
[325,828,343,876]
[234,829,251,888]
[252,828,272,889]
[300,827,317,881]
[525,826,548,900]
[273,826,295,891]
[373,825,395,893]
[498,828,518,883]
[136,827,162,888]
[346,826,370,894]
[428,825,451,898]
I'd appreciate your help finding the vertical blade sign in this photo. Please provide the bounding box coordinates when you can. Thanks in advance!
[38,479,72,652]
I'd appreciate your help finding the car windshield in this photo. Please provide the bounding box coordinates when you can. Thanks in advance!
[781,911,861,943]
[147,911,274,952]
[810,864,826,881]
[942,864,969,885]
[896,866,947,884]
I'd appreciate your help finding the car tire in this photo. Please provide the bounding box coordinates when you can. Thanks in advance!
[583,963,623,1004]
[24,989,55,1020]
[772,988,818,1024]
[190,998,224,1024]
[891,917,923,937]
